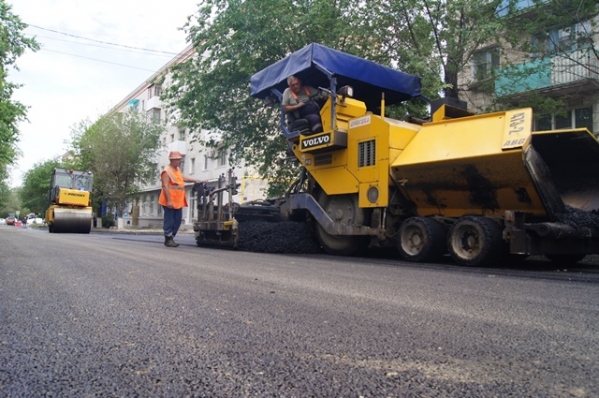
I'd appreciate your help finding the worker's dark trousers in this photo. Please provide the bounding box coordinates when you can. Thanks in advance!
[299,102,323,134]
[162,206,183,237]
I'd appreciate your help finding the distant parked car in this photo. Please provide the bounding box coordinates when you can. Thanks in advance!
[6,214,15,226]
[0,218,5,225]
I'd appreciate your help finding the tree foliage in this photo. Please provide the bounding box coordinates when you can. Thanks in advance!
[0,181,13,215]
[162,0,512,195]
[366,0,504,99]
[70,111,165,217]
[0,1,39,183]
[164,0,597,194]
[0,186,20,217]
[163,0,402,196]
[19,158,63,215]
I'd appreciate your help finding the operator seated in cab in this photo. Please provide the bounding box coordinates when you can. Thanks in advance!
[282,75,327,135]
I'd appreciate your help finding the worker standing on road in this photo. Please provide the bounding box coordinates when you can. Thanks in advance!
[159,151,199,247]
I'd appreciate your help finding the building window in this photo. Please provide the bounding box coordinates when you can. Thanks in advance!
[555,113,571,129]
[147,108,161,124]
[170,133,175,142]
[472,47,499,81]
[575,107,593,131]
[148,85,162,99]
[190,196,196,220]
[533,21,592,56]
[204,155,209,170]
[150,195,155,215]
[178,126,186,140]
[128,99,140,111]
[535,107,593,132]
[536,114,552,131]
[218,148,227,166]
[190,158,195,174]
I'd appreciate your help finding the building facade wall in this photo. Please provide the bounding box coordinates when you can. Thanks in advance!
[458,12,599,136]
[110,46,268,229]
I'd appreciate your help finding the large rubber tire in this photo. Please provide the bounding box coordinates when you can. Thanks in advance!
[398,217,446,263]
[545,254,586,265]
[314,192,366,256]
[447,216,505,267]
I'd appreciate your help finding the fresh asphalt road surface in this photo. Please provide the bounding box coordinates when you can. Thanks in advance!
[1,226,599,397]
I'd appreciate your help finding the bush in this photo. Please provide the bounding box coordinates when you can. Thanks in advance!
[101,214,115,228]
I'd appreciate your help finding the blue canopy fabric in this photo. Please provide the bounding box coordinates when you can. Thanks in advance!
[250,43,422,108]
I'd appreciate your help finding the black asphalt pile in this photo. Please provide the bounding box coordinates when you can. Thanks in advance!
[555,205,599,231]
[237,220,322,254]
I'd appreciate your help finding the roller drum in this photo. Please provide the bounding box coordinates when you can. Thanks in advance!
[52,207,92,233]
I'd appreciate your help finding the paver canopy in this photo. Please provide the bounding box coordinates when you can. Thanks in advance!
[250,43,422,109]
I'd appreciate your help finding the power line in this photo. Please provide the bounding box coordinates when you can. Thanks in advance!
[42,49,159,72]
[27,24,181,56]
[36,35,174,58]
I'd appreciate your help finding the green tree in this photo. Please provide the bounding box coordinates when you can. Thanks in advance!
[19,158,62,215]
[0,186,20,217]
[163,0,512,195]
[364,0,504,101]
[0,174,10,208]
[0,1,39,184]
[162,0,389,196]
[70,111,165,218]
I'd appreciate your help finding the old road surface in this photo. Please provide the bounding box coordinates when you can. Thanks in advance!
[1,226,599,397]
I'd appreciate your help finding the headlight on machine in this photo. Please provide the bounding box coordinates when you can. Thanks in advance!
[367,186,379,203]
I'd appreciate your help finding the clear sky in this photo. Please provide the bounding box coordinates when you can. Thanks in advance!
[8,0,199,187]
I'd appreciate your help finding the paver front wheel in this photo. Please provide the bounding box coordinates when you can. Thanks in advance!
[398,217,446,263]
[314,192,366,256]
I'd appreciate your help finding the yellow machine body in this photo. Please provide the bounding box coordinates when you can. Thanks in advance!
[248,44,599,262]
[390,108,545,217]
[292,96,599,220]
[293,96,420,209]
[46,168,94,234]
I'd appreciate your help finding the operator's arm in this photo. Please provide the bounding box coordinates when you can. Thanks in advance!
[283,102,305,113]
[282,88,305,113]
[161,172,174,209]
[182,175,202,183]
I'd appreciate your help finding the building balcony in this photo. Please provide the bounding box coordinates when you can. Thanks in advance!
[147,95,162,110]
[495,50,599,99]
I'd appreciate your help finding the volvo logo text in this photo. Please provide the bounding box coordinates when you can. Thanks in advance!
[302,134,330,149]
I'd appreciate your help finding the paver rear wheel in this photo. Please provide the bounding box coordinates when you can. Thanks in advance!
[448,216,504,267]
[398,217,446,263]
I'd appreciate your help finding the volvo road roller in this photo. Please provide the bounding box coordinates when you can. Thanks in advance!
[45,168,94,234]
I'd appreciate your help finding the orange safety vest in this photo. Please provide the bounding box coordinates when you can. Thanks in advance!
[158,166,188,209]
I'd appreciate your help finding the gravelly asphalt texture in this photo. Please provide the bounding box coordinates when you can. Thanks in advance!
[237,221,321,254]
[2,226,599,397]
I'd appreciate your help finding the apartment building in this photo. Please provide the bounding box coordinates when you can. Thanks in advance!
[459,0,598,135]
[109,45,268,228]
